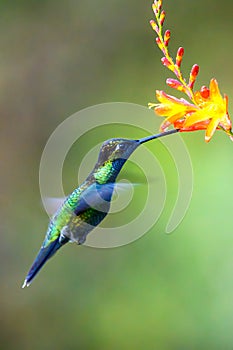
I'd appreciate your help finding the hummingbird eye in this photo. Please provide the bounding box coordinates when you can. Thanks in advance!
[116,143,127,151]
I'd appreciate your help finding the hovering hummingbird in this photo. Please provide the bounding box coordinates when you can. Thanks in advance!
[22,129,178,288]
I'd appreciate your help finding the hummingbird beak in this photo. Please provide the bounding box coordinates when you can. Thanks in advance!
[138,129,179,144]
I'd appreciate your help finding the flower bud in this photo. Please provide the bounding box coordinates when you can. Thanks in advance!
[164,30,171,46]
[175,47,184,67]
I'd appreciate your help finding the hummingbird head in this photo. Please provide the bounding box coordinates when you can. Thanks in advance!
[97,138,140,164]
[92,130,179,184]
[92,138,140,184]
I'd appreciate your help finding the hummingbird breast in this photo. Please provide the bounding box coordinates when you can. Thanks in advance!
[53,180,114,245]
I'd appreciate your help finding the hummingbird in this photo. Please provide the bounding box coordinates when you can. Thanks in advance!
[22,129,178,288]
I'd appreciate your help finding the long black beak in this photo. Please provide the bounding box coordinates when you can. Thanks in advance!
[138,129,179,144]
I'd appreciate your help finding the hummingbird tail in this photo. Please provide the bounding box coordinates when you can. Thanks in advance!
[22,237,65,288]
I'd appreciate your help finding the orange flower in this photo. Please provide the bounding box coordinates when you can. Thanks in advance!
[149,0,233,142]
[150,90,198,131]
[182,79,231,142]
[151,79,232,142]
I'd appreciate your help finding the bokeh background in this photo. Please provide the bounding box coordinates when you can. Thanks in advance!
[1,0,233,349]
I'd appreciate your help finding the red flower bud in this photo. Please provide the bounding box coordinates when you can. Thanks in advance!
[188,64,200,89]
[200,86,210,99]
[175,47,184,67]
[159,10,166,26]
[164,30,171,46]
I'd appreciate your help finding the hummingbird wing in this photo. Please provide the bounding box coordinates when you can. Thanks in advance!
[59,182,129,244]
[62,181,139,217]
[44,182,137,215]
[74,182,115,213]
[41,182,139,245]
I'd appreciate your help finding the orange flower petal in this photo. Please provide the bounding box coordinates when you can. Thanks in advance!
[183,110,210,128]
[205,117,220,142]
[209,78,222,103]
[174,119,210,131]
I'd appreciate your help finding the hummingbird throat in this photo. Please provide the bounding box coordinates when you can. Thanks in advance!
[93,159,126,184]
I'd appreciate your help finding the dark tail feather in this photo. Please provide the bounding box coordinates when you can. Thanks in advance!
[22,238,63,288]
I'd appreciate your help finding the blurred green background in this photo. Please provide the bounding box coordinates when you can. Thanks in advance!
[1,0,233,349]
